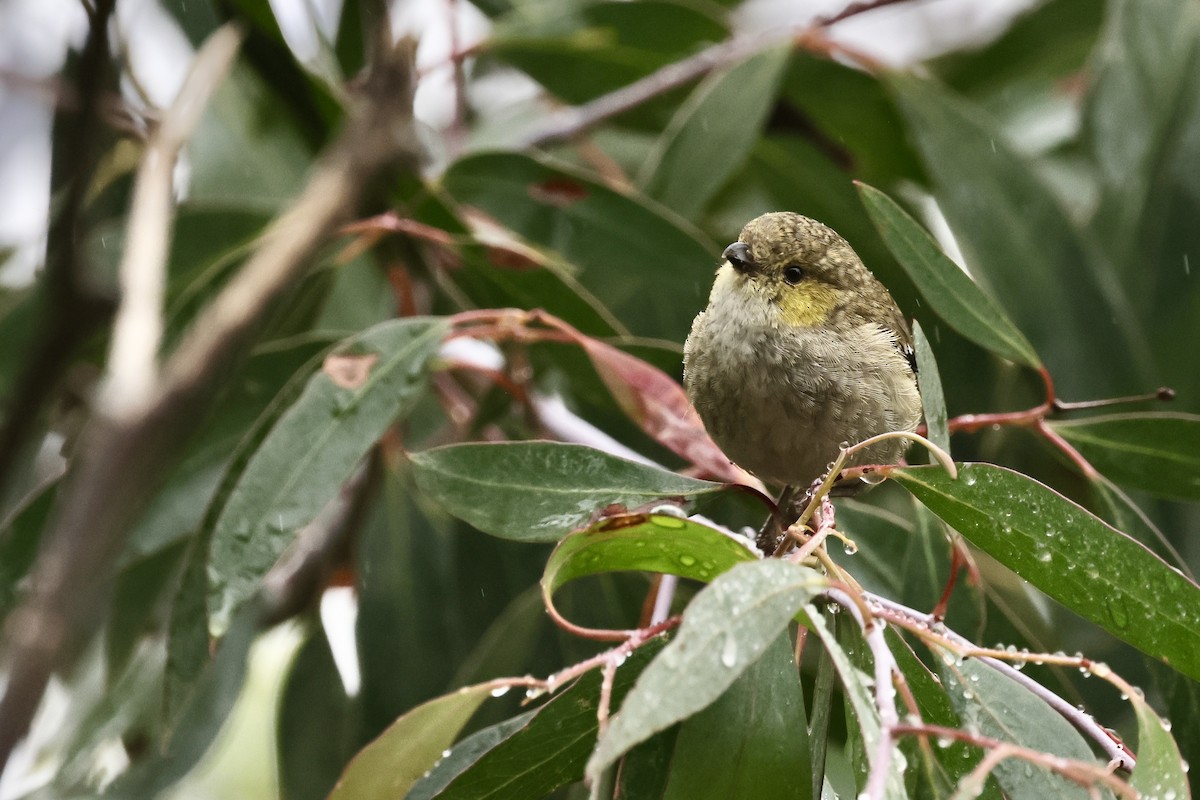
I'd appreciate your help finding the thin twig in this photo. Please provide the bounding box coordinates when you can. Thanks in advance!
[102,25,244,417]
[0,36,419,778]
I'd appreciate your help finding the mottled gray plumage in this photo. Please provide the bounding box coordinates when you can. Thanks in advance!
[684,212,921,487]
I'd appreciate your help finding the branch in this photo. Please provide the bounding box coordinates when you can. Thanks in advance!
[0,0,117,494]
[101,25,244,417]
[0,36,419,778]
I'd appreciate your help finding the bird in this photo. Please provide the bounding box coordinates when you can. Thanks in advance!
[683,211,922,531]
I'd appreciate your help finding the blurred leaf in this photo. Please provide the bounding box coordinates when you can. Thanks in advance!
[939,658,1105,799]
[542,511,757,601]
[440,152,716,341]
[617,726,679,800]
[1128,692,1190,800]
[208,317,448,632]
[913,321,950,454]
[588,560,826,778]
[834,499,910,598]
[106,542,188,684]
[161,0,221,46]
[1085,0,1200,264]
[662,630,811,800]
[106,600,262,798]
[405,711,538,800]
[487,1,725,119]
[406,640,664,800]
[639,45,790,219]
[447,586,546,689]
[328,684,494,800]
[894,463,1200,680]
[782,53,924,184]
[409,442,722,543]
[1049,412,1200,501]
[858,182,1041,370]
[0,476,56,619]
[889,74,1144,395]
[934,0,1104,97]
[122,334,335,564]
[0,288,40,396]
[278,627,357,800]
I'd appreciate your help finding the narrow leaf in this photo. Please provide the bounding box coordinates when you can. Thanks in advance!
[662,631,811,800]
[894,463,1200,680]
[410,442,723,543]
[640,45,790,218]
[1050,412,1200,501]
[913,321,950,454]
[588,560,826,778]
[939,657,1102,799]
[1128,693,1190,800]
[542,512,758,604]
[858,182,1040,369]
[328,684,493,800]
[208,317,448,632]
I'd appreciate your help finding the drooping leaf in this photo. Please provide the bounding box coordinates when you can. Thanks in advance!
[409,442,723,543]
[1049,412,1200,501]
[208,317,448,632]
[542,511,757,605]
[858,182,1040,370]
[1128,692,1190,800]
[894,463,1200,680]
[440,152,716,341]
[888,74,1145,396]
[639,45,790,219]
[939,657,1106,799]
[588,560,826,779]
[328,684,494,800]
[662,630,811,800]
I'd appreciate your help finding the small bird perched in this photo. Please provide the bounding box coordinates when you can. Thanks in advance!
[684,212,922,499]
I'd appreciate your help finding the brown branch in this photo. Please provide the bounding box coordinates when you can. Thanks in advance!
[0,36,419,777]
[0,0,117,495]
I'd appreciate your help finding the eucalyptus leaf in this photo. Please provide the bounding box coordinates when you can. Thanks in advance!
[894,463,1200,680]
[1128,693,1190,800]
[858,182,1040,370]
[208,317,448,632]
[410,442,723,543]
[588,560,826,779]
[1050,412,1200,501]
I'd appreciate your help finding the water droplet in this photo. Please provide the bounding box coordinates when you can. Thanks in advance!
[490,685,511,697]
[652,514,686,529]
[442,749,452,758]
[1037,550,1052,563]
[679,554,697,567]
[720,635,738,667]
[843,541,858,555]
[963,471,978,487]
[1107,598,1129,628]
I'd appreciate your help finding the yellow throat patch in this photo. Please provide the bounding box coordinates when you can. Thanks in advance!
[778,280,840,327]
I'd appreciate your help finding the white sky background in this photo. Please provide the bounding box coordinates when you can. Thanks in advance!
[0,0,1036,287]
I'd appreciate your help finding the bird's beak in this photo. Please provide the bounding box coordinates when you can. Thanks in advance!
[723,242,756,275]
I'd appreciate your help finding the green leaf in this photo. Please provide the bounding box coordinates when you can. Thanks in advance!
[208,317,448,632]
[328,684,494,800]
[858,182,1040,369]
[888,74,1145,395]
[409,442,723,543]
[277,627,357,800]
[543,511,757,602]
[913,321,950,455]
[1128,693,1190,800]
[939,658,1104,799]
[1084,0,1200,263]
[588,560,826,778]
[662,630,811,800]
[639,45,790,219]
[1049,412,1200,501]
[440,151,716,341]
[807,608,906,799]
[894,463,1200,681]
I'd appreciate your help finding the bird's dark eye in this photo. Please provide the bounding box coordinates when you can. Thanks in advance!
[783,265,804,285]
